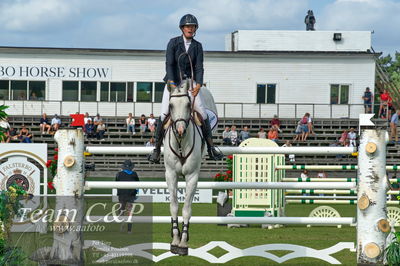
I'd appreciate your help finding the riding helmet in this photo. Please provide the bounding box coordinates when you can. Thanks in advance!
[179,14,198,29]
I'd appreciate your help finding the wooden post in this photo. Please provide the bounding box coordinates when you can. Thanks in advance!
[50,129,85,265]
[357,129,389,264]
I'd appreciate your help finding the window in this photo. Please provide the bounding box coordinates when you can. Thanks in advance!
[81,81,97,101]
[256,84,276,104]
[62,81,79,101]
[29,81,45,100]
[0,80,9,100]
[100,82,109,101]
[137,82,152,102]
[330,84,349,104]
[154,82,165,103]
[110,82,126,102]
[11,80,27,100]
[127,82,134,102]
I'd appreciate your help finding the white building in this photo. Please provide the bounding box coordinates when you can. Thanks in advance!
[0,30,377,118]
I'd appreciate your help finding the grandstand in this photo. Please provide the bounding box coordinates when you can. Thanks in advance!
[7,115,392,178]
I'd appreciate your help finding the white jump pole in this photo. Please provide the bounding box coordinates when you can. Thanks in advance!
[282,178,399,183]
[85,181,356,190]
[85,146,356,155]
[286,190,400,195]
[85,216,355,225]
[276,165,399,170]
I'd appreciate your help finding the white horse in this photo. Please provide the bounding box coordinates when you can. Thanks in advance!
[164,79,204,255]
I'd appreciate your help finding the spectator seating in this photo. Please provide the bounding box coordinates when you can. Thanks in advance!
[6,115,392,178]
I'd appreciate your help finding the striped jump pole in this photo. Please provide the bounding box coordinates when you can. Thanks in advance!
[85,181,356,190]
[287,200,400,205]
[285,189,400,195]
[276,165,400,170]
[282,178,400,183]
[85,146,357,155]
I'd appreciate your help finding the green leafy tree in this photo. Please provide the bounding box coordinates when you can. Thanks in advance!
[0,105,8,141]
[377,52,400,108]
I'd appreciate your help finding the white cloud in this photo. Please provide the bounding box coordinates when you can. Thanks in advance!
[0,0,81,32]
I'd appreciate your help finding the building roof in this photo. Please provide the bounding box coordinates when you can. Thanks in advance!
[0,45,381,58]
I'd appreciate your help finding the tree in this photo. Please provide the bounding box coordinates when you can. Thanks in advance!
[376,52,400,109]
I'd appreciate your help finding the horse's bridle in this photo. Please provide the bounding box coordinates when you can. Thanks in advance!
[168,92,200,165]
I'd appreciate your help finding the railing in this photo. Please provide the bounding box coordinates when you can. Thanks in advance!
[0,100,381,119]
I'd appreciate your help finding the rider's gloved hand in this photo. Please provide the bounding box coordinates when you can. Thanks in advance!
[192,83,201,97]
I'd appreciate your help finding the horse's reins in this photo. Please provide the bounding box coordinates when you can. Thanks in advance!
[177,51,196,112]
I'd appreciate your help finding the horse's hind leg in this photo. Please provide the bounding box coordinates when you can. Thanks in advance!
[165,169,180,253]
[177,172,199,255]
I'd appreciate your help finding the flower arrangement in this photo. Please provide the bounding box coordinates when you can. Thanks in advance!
[46,148,58,191]
[213,155,233,182]
[0,183,27,265]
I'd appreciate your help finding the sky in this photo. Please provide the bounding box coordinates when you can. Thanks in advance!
[0,0,399,56]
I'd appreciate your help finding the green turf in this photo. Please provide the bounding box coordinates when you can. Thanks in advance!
[12,200,358,265]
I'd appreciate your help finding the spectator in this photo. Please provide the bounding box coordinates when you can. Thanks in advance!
[268,128,279,142]
[51,114,61,133]
[2,129,11,143]
[96,121,106,141]
[317,171,327,178]
[40,113,51,134]
[222,127,231,145]
[139,114,147,134]
[93,113,102,132]
[300,113,309,141]
[30,92,38,100]
[347,128,357,147]
[126,113,135,135]
[116,160,139,234]
[146,137,155,147]
[330,141,344,159]
[18,125,33,143]
[282,140,295,163]
[84,120,95,139]
[270,115,282,133]
[339,130,348,146]
[379,89,390,118]
[388,94,395,121]
[257,128,266,139]
[84,112,92,125]
[390,110,400,144]
[293,121,302,142]
[305,112,315,135]
[147,114,156,133]
[239,126,250,144]
[300,170,309,178]
[9,127,18,141]
[362,87,373,114]
[229,126,239,146]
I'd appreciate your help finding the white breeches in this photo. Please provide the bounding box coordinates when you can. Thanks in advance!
[160,82,207,121]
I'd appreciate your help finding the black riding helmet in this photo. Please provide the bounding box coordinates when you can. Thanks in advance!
[179,14,198,29]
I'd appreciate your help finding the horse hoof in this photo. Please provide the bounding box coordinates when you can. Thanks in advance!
[170,245,180,254]
[176,246,188,256]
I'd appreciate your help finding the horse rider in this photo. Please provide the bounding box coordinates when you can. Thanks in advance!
[148,14,224,163]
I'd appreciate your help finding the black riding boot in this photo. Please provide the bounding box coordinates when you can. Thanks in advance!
[148,118,164,163]
[202,117,224,160]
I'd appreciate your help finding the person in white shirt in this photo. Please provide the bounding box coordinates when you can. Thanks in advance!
[347,128,357,147]
[51,114,61,132]
[300,170,309,179]
[126,113,135,135]
[84,112,92,125]
[147,113,156,133]
[282,140,295,163]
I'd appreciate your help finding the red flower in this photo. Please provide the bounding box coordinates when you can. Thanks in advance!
[47,181,55,190]
[229,177,233,181]
[226,170,232,175]
[227,155,233,160]
[54,154,58,160]
[46,160,52,168]
[54,148,59,152]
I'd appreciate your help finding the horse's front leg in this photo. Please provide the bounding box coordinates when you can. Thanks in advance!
[178,171,199,255]
[165,169,180,252]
